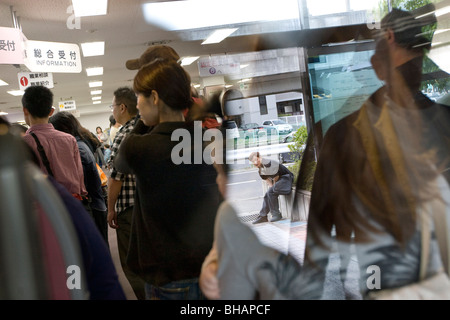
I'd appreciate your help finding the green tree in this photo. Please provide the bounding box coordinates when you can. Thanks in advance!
[287,126,308,185]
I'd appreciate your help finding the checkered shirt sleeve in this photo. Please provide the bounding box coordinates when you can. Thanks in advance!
[109,117,138,213]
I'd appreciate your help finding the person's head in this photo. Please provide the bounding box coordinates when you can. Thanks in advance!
[49,111,83,138]
[109,114,116,126]
[9,123,28,137]
[125,45,180,70]
[22,86,55,124]
[104,144,110,149]
[249,151,261,167]
[133,59,192,126]
[111,87,138,125]
[372,8,437,94]
[379,8,435,55]
[0,115,10,127]
[96,126,103,134]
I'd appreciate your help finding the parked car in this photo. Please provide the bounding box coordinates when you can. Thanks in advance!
[240,122,263,133]
[262,119,293,135]
[224,120,240,139]
[278,132,303,163]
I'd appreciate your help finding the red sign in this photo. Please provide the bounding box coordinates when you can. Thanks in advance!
[20,76,28,87]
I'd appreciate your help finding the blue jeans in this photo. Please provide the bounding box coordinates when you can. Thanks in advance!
[145,278,206,300]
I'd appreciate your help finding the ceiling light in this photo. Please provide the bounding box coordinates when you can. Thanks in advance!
[180,56,200,66]
[92,96,102,100]
[240,64,249,69]
[142,0,299,30]
[202,28,238,45]
[81,41,105,57]
[93,101,102,104]
[89,81,103,88]
[0,79,8,86]
[7,90,25,96]
[237,78,252,83]
[72,0,108,17]
[86,67,104,76]
[0,112,8,115]
[91,90,102,95]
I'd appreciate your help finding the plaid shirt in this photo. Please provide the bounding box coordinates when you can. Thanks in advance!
[109,116,138,214]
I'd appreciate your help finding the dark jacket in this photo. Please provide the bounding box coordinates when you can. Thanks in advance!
[115,121,221,286]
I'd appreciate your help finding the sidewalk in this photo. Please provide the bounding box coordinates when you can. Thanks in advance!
[242,216,307,264]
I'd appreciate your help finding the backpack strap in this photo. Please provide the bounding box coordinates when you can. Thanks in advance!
[30,132,54,177]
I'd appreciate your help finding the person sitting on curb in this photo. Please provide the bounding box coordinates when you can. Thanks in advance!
[249,151,294,224]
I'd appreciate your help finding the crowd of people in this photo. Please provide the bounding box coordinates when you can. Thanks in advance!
[1,7,449,301]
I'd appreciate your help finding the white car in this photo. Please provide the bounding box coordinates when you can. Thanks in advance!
[262,119,293,135]
[225,120,240,139]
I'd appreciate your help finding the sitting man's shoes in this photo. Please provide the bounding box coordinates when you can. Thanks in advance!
[270,213,282,222]
[252,215,268,224]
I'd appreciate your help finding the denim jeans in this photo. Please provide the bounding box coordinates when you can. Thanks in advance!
[145,278,206,300]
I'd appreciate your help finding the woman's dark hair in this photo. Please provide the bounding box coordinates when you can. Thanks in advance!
[133,59,192,111]
[49,111,100,151]
[49,111,80,137]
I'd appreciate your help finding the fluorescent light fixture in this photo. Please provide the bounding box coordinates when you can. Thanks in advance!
[142,0,299,30]
[240,64,249,69]
[202,28,238,45]
[93,101,102,104]
[92,96,102,100]
[91,90,102,95]
[0,79,8,86]
[0,112,8,115]
[225,84,233,88]
[72,0,108,17]
[89,81,103,88]
[81,41,105,57]
[180,56,200,66]
[86,67,104,76]
[193,84,201,88]
[237,78,252,83]
[7,90,24,96]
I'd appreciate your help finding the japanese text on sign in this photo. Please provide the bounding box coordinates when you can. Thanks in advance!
[25,40,82,73]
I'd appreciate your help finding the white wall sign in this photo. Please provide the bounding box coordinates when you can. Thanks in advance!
[18,72,54,90]
[198,56,240,77]
[59,100,77,111]
[0,27,27,65]
[25,40,82,73]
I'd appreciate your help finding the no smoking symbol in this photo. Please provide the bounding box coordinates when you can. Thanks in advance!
[20,76,29,87]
